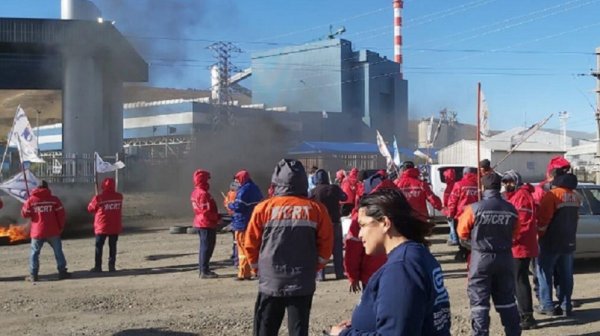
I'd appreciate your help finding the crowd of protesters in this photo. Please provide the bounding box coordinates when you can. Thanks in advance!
[9,153,584,336]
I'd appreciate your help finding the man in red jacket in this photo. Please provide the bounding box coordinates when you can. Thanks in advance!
[394,161,441,221]
[447,167,479,261]
[88,178,123,273]
[344,172,397,292]
[21,181,69,282]
[340,168,359,216]
[443,168,458,245]
[191,169,221,279]
[502,170,538,330]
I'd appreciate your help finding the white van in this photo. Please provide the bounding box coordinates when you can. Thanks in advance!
[423,164,476,222]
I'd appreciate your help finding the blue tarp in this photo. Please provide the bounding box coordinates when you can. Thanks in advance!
[287,141,414,157]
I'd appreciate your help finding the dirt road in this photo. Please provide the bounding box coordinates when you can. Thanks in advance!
[1,218,599,336]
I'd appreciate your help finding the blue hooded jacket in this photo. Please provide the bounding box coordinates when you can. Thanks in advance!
[228,171,263,231]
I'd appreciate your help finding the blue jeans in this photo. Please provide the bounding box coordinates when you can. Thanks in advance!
[447,218,458,243]
[30,236,67,275]
[198,228,216,274]
[536,251,574,312]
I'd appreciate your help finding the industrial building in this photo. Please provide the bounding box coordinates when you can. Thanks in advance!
[251,38,408,143]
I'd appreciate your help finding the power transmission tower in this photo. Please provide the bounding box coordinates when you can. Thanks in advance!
[207,41,242,128]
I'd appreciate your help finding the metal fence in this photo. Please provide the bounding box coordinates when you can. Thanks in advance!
[35,152,101,184]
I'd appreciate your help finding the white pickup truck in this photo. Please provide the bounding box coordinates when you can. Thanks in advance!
[424,164,475,223]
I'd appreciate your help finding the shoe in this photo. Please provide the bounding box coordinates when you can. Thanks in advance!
[572,300,581,308]
[234,277,245,281]
[25,274,39,282]
[200,271,218,279]
[535,305,559,316]
[560,307,573,317]
[57,271,72,280]
[89,267,102,273]
[108,267,117,273]
[520,314,537,330]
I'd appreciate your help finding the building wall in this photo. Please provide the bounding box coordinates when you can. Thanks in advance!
[437,140,486,166]
[252,39,347,113]
[490,151,558,182]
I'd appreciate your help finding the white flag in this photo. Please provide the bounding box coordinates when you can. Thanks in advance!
[392,136,401,167]
[510,114,553,149]
[9,106,44,163]
[479,90,490,138]
[0,169,41,203]
[95,152,125,173]
[376,130,394,170]
[52,159,62,175]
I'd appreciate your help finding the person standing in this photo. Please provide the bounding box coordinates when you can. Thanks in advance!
[310,168,347,280]
[457,173,521,336]
[340,168,359,216]
[330,189,451,336]
[88,178,123,273]
[502,170,538,329]
[394,161,442,222]
[447,167,479,262]
[190,169,221,279]
[244,159,333,336]
[228,170,263,281]
[22,180,70,282]
[344,172,397,293]
[536,172,580,317]
[223,177,240,267]
[442,168,458,245]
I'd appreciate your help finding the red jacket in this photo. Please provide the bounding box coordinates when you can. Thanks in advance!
[394,168,441,220]
[341,168,359,205]
[532,179,550,207]
[190,170,220,229]
[21,187,66,239]
[506,184,539,258]
[442,169,456,215]
[88,178,123,235]
[344,178,397,285]
[446,172,479,219]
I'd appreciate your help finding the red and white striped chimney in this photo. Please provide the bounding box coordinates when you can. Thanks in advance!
[393,0,403,74]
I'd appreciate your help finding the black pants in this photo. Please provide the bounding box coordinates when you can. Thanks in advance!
[198,228,216,274]
[95,234,118,269]
[253,293,313,336]
[514,257,533,315]
[317,222,345,280]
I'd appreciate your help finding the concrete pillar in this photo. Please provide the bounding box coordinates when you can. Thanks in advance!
[103,73,123,156]
[62,52,103,156]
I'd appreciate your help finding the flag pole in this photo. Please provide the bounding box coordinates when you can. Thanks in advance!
[1,106,19,180]
[476,82,482,201]
[16,138,30,197]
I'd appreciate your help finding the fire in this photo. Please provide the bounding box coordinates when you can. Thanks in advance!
[0,224,30,244]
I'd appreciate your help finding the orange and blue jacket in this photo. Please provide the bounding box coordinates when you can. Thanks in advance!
[244,195,333,296]
[457,190,520,253]
[537,174,580,253]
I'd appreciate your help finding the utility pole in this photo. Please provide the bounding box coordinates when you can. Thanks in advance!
[207,41,242,128]
[593,47,600,184]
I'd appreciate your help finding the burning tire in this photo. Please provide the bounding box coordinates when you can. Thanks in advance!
[169,226,189,234]
[186,227,198,234]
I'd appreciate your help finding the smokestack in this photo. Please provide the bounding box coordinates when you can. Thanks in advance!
[393,0,403,75]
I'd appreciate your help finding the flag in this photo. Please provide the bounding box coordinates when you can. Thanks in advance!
[376,130,393,170]
[95,152,125,173]
[392,136,401,167]
[510,114,553,149]
[9,106,44,163]
[479,90,490,138]
[426,116,434,145]
[413,149,433,164]
[0,169,41,203]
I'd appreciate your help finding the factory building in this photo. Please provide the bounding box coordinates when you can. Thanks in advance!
[251,38,408,143]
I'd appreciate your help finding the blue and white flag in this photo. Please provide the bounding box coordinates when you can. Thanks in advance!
[392,136,401,167]
[0,169,41,203]
[8,106,44,163]
[95,152,125,173]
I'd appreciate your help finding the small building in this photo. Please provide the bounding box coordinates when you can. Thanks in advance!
[437,139,565,182]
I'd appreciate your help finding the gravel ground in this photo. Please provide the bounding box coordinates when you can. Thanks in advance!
[1,217,600,336]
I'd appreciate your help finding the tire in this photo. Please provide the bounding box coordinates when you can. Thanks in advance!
[169,226,188,234]
[186,227,198,234]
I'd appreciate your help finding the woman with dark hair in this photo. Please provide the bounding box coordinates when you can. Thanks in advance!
[329,189,451,336]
